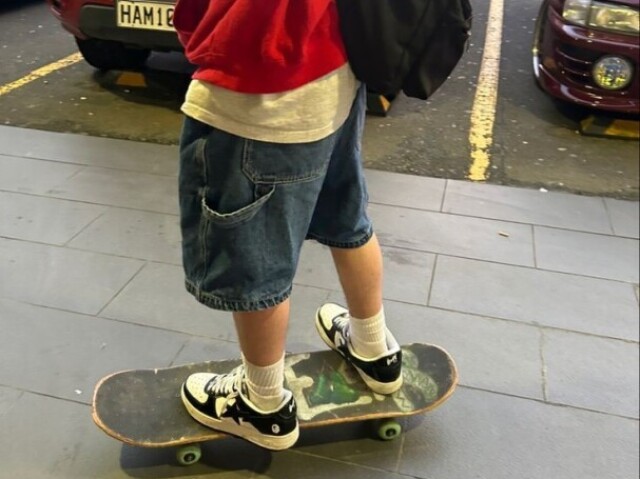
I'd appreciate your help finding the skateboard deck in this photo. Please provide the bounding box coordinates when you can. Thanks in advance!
[93,343,457,463]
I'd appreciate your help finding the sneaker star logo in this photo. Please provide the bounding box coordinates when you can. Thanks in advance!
[215,397,228,417]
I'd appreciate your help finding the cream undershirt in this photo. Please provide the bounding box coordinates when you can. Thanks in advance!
[181,64,360,144]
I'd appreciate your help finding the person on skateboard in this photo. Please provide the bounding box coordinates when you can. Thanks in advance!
[173,0,403,451]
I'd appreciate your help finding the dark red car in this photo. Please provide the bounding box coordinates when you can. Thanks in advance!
[533,0,640,114]
[46,0,181,70]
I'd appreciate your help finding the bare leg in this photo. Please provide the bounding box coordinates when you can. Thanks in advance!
[233,299,289,367]
[330,233,383,319]
[231,300,289,410]
[330,233,388,357]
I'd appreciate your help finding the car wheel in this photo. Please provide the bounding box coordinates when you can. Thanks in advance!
[75,37,151,71]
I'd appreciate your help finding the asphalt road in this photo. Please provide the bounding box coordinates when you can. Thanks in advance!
[1,0,638,199]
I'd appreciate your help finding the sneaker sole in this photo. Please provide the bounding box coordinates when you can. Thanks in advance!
[315,309,404,395]
[180,388,299,451]
[353,364,404,395]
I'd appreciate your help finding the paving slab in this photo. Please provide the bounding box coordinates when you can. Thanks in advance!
[100,262,230,338]
[296,241,435,305]
[365,169,446,211]
[254,449,410,479]
[430,255,640,341]
[605,197,640,238]
[68,207,182,264]
[0,238,143,315]
[0,389,256,479]
[173,336,246,365]
[291,386,639,479]
[293,421,405,475]
[0,154,82,195]
[0,387,412,479]
[392,388,639,479]
[371,203,535,267]
[387,301,544,400]
[0,299,190,403]
[283,284,334,354]
[0,125,179,176]
[0,190,106,245]
[443,180,613,234]
[543,329,639,418]
[101,262,332,351]
[327,291,544,400]
[534,226,639,283]
[2,385,637,479]
[0,386,22,417]
[45,165,179,215]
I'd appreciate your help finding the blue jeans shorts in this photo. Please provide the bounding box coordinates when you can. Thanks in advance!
[178,85,372,312]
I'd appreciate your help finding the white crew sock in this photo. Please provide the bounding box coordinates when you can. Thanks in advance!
[349,307,389,358]
[242,354,286,412]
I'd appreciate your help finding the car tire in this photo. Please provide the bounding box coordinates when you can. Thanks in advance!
[75,37,151,71]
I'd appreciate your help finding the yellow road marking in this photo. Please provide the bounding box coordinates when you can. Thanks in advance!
[0,53,83,97]
[468,0,504,182]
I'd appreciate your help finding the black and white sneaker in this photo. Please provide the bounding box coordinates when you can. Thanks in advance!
[315,303,403,395]
[181,366,299,451]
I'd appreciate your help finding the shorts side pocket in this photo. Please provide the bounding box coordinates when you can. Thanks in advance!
[200,184,275,228]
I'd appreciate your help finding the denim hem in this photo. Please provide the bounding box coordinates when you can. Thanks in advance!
[306,227,373,249]
[185,280,292,312]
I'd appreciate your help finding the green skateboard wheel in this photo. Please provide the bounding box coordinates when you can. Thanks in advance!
[177,444,202,465]
[376,419,402,441]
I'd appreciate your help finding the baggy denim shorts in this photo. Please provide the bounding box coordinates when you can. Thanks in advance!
[178,85,372,312]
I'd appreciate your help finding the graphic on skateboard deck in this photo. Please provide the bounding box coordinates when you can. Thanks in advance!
[93,343,458,465]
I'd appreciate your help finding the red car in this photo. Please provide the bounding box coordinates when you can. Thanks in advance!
[46,0,181,70]
[533,0,640,114]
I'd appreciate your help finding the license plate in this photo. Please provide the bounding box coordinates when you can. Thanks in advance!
[116,0,175,32]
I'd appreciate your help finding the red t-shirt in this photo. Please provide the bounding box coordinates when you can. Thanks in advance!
[173,0,348,94]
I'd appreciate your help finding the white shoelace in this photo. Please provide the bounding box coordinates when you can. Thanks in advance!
[206,366,244,397]
[334,313,350,332]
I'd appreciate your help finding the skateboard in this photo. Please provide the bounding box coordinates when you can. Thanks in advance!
[92,343,458,465]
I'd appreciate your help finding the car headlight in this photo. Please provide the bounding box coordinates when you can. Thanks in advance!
[563,0,640,34]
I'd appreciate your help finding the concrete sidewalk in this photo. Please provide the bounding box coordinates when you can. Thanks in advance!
[0,124,638,479]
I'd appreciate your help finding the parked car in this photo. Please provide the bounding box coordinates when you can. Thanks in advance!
[533,0,639,114]
[46,0,182,70]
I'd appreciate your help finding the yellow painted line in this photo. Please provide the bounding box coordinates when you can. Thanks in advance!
[0,52,83,97]
[468,0,504,182]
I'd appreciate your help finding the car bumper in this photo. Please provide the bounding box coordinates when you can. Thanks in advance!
[534,2,639,114]
[48,1,182,51]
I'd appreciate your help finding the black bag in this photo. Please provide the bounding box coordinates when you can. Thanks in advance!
[335,0,473,100]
